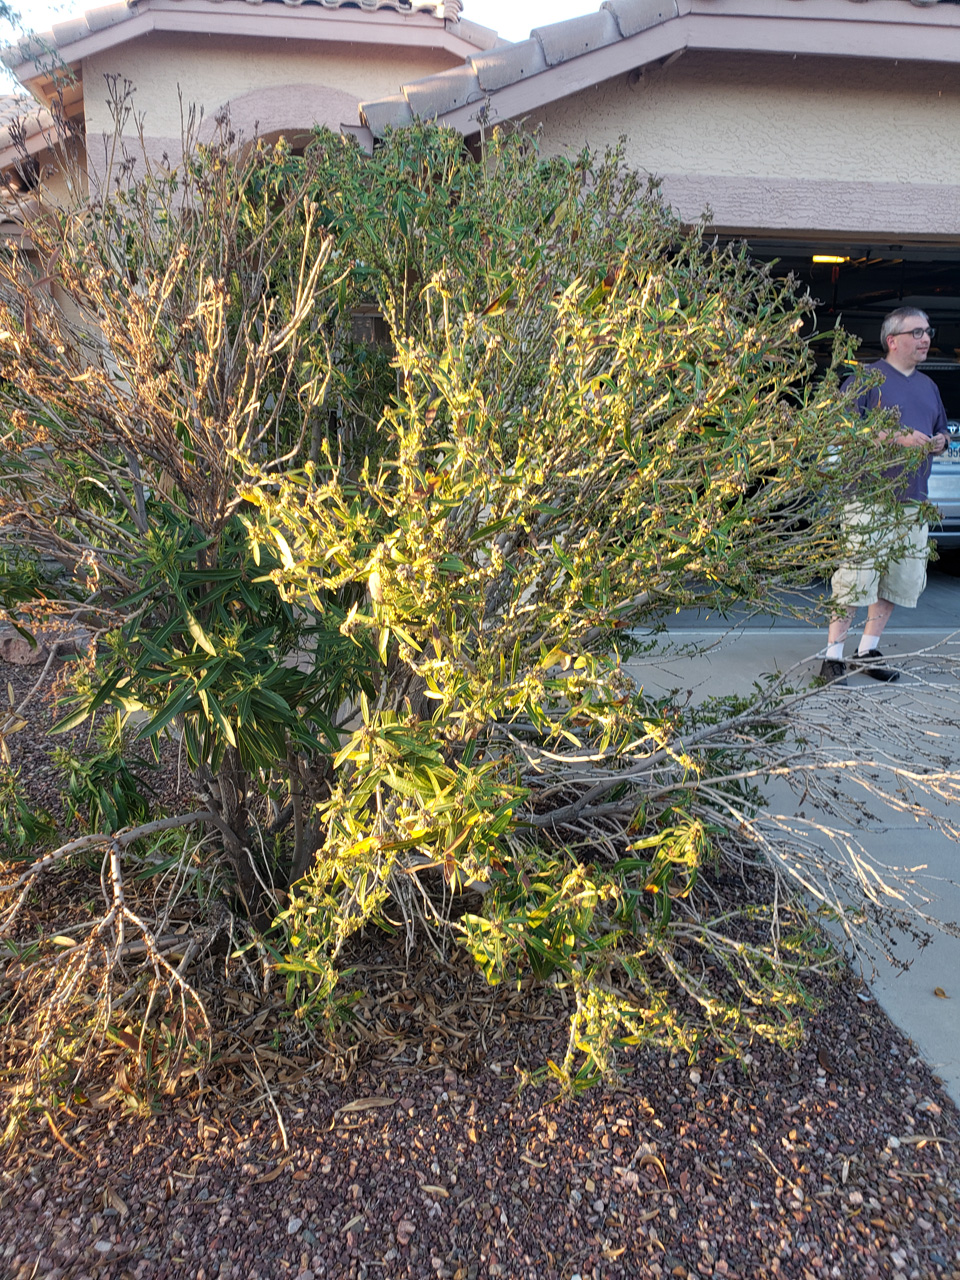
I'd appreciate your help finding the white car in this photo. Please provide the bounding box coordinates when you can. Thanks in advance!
[925,360,960,549]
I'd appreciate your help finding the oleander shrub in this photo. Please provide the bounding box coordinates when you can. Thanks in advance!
[0,106,938,1096]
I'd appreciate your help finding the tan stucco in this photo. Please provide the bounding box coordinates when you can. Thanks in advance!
[82,30,457,139]
[523,51,960,237]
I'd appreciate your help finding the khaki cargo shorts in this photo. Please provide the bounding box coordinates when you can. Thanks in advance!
[831,501,929,610]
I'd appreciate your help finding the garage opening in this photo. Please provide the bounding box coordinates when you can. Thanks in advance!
[740,239,960,408]
[741,239,960,547]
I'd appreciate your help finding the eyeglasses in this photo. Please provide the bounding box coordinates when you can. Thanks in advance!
[889,327,935,340]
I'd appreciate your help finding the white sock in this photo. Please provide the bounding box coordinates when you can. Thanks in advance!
[858,634,881,656]
[826,642,844,660]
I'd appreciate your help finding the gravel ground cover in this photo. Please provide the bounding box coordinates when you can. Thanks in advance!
[2,661,959,1280]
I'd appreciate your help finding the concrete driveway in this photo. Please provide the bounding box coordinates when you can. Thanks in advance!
[625,558,960,1105]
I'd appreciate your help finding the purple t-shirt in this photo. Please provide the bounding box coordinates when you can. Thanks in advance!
[842,359,948,503]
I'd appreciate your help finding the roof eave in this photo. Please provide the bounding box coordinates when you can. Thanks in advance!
[6,1,498,90]
[361,0,960,138]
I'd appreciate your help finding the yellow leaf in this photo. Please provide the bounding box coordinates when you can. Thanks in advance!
[51,935,77,948]
[274,530,296,570]
[184,608,217,656]
[934,986,949,999]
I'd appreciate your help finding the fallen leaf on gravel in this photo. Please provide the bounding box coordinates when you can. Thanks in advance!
[817,1048,835,1074]
[102,1184,129,1218]
[603,1246,627,1259]
[253,1156,293,1184]
[897,1134,956,1145]
[520,1156,546,1168]
[639,1152,670,1188]
[639,1208,660,1223]
[933,987,949,998]
[335,1097,397,1115]
[343,1213,365,1232]
[421,1185,449,1197]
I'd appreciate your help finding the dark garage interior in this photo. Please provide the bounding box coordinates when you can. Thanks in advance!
[745,239,960,417]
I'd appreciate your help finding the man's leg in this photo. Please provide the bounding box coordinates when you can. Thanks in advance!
[826,608,855,652]
[821,502,890,683]
[848,596,900,681]
[821,607,856,682]
[853,509,929,682]
[858,597,895,654]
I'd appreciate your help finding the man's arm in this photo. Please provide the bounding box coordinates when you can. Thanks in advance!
[887,390,948,453]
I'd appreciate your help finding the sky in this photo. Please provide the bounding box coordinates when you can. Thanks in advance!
[462,0,598,41]
[4,0,600,46]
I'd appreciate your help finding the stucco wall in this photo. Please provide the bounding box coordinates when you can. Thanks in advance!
[82,31,455,138]
[533,51,960,237]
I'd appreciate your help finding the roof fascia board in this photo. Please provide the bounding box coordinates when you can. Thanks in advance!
[9,12,155,82]
[686,0,959,29]
[684,10,960,60]
[147,7,485,55]
[429,4,960,135]
[10,3,481,84]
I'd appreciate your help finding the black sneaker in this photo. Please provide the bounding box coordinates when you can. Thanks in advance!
[818,658,847,685]
[850,649,900,682]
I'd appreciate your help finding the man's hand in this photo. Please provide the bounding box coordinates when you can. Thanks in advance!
[896,429,945,451]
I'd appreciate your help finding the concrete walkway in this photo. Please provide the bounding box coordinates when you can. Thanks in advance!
[624,566,960,1106]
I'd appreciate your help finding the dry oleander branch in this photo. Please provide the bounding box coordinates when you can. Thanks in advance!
[0,810,213,901]
[2,820,216,1129]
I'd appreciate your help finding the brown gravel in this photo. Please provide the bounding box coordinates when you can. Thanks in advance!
[2,661,960,1280]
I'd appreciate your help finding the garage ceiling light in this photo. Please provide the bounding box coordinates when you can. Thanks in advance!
[812,254,850,264]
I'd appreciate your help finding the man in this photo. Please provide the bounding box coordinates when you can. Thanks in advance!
[819,307,949,685]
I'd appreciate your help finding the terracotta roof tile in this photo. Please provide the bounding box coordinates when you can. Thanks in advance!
[603,0,677,38]
[532,9,620,67]
[404,61,483,116]
[359,91,415,135]
[472,37,547,91]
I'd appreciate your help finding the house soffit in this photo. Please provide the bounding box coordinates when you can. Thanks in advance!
[359,0,960,137]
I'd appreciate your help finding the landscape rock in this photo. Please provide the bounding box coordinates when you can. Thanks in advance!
[0,628,50,665]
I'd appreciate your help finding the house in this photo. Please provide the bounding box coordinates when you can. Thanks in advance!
[357,0,960,365]
[0,0,499,183]
[2,0,958,362]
